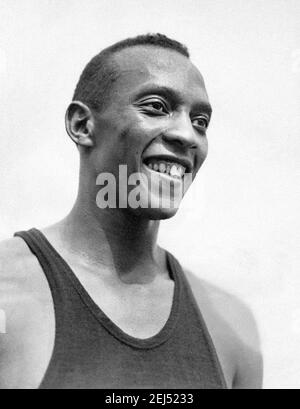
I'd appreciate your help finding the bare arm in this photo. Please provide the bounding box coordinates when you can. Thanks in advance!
[0,238,55,389]
[184,269,263,389]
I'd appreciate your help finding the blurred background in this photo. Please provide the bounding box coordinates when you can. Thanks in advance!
[0,0,299,388]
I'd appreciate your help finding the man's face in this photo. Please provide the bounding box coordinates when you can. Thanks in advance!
[91,46,211,219]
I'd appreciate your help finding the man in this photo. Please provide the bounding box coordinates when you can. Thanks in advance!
[0,34,263,389]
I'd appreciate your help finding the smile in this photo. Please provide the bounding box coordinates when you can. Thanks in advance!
[144,159,186,179]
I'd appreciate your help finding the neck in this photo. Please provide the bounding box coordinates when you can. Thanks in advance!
[58,188,162,281]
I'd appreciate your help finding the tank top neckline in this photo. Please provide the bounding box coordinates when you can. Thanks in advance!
[31,228,182,349]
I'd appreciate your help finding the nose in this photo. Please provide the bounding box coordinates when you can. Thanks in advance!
[162,111,198,150]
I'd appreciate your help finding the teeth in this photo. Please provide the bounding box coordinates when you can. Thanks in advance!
[159,163,166,173]
[146,160,185,178]
[177,166,184,177]
[170,165,181,178]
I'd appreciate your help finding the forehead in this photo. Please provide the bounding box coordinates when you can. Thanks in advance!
[109,46,209,103]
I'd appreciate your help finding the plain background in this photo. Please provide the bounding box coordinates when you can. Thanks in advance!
[0,0,299,388]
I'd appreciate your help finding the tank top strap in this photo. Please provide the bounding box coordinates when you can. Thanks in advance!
[167,252,227,389]
[14,228,69,305]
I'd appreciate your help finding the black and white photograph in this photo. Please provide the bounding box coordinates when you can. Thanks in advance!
[0,0,299,391]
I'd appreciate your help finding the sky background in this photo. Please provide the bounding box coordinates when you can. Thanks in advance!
[0,0,299,388]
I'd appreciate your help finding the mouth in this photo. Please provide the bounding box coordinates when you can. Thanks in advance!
[142,155,192,180]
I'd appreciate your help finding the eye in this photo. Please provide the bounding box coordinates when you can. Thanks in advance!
[148,101,165,112]
[139,99,169,114]
[192,116,209,130]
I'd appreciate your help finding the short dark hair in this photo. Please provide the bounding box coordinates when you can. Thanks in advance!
[72,33,190,112]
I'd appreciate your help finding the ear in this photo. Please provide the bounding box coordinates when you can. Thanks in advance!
[65,101,95,148]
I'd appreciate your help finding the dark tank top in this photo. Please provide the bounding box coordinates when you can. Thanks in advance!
[14,228,227,389]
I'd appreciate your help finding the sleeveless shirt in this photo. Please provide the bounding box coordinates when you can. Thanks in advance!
[14,228,227,389]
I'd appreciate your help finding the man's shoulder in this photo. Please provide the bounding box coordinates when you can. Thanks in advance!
[0,235,31,259]
[183,269,259,345]
[0,235,54,389]
[0,236,37,282]
[0,235,50,309]
[183,268,263,388]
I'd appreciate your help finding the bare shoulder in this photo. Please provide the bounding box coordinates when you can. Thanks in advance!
[0,236,48,297]
[0,236,53,388]
[184,268,263,389]
[0,236,36,276]
[0,234,53,322]
[0,235,48,331]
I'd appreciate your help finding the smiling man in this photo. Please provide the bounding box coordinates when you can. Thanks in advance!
[0,34,263,389]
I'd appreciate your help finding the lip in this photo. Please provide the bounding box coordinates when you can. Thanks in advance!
[142,154,193,173]
[141,163,184,183]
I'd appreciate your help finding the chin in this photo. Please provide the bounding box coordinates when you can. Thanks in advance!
[129,201,181,220]
[149,207,179,220]
[153,208,179,220]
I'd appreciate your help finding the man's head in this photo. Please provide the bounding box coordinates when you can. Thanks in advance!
[72,33,190,113]
[66,33,211,219]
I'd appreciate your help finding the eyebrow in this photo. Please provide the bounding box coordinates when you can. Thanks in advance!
[133,84,212,116]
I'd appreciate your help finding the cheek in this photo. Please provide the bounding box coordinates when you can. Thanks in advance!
[118,118,155,156]
[201,138,209,159]
[194,138,208,173]
[118,130,145,174]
